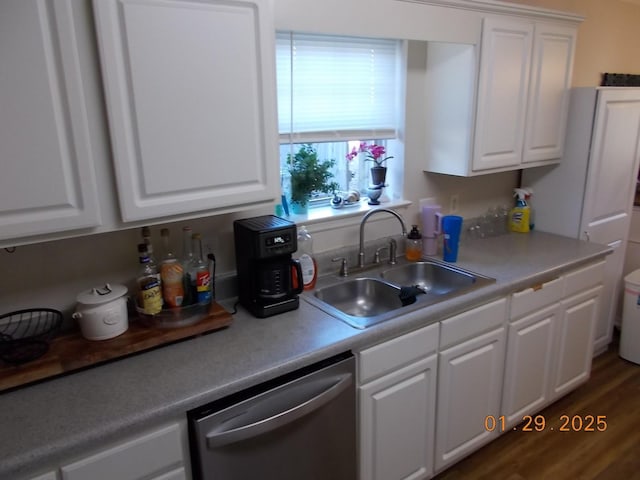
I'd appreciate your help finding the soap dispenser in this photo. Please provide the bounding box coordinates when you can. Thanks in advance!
[406,225,423,261]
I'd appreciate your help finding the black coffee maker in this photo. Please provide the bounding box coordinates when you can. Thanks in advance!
[233,215,304,318]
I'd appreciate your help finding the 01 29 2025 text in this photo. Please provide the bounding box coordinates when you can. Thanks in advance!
[484,414,608,432]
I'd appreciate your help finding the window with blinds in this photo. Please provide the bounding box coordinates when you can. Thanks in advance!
[276,33,401,201]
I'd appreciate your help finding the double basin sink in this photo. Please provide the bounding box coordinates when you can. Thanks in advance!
[303,260,495,329]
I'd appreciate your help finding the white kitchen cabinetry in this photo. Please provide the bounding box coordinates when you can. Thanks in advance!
[0,0,101,242]
[502,262,604,428]
[358,323,439,480]
[424,17,576,176]
[501,278,562,429]
[93,0,279,222]
[552,276,602,400]
[59,422,189,480]
[434,298,507,473]
[523,88,640,355]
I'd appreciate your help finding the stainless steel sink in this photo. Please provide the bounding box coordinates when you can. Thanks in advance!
[314,277,403,317]
[380,261,489,295]
[308,278,404,329]
[303,260,495,330]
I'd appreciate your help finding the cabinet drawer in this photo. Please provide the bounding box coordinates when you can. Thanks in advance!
[439,298,507,350]
[358,323,439,384]
[563,261,605,298]
[510,277,563,319]
[60,423,183,480]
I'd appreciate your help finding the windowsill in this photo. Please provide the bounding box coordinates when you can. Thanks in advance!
[281,198,412,230]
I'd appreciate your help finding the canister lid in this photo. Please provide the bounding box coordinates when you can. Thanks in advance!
[76,283,128,305]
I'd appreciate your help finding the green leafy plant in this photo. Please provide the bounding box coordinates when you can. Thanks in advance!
[287,144,339,207]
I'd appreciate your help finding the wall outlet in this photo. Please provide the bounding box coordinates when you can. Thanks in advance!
[449,194,459,213]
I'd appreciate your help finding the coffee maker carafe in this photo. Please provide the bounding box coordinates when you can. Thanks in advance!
[233,215,304,318]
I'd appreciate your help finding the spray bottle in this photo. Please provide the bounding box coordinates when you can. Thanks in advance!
[523,187,535,231]
[509,188,530,233]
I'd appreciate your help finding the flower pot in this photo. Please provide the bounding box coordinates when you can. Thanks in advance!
[370,166,387,186]
[290,199,309,214]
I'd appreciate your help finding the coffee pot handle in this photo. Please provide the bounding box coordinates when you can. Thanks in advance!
[291,259,304,295]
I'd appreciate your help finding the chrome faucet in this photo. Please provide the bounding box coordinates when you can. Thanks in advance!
[358,208,408,268]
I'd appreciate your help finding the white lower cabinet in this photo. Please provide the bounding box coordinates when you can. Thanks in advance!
[434,326,506,472]
[551,286,601,400]
[358,322,439,480]
[502,261,604,428]
[59,421,189,480]
[360,355,437,480]
[431,297,508,473]
[502,302,559,428]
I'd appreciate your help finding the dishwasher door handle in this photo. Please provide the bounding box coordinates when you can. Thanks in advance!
[205,372,353,449]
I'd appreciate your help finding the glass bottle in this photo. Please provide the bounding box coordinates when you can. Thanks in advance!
[182,226,196,306]
[141,226,161,288]
[160,228,185,308]
[406,225,423,261]
[137,243,162,315]
[192,233,212,305]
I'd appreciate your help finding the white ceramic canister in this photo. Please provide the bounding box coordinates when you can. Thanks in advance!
[72,284,129,340]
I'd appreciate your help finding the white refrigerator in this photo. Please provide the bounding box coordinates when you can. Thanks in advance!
[523,87,640,355]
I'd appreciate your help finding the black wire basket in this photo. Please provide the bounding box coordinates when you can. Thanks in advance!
[0,308,63,365]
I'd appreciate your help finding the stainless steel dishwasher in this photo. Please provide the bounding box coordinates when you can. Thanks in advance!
[188,352,356,480]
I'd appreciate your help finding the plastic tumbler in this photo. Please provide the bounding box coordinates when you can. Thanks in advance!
[442,215,463,262]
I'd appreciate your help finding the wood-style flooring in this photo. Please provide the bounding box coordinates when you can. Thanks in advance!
[434,332,640,480]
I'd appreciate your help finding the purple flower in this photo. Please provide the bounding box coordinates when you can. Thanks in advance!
[345,142,394,166]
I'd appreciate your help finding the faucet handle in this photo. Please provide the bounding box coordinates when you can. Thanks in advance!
[332,257,349,277]
[374,246,389,264]
[388,238,398,264]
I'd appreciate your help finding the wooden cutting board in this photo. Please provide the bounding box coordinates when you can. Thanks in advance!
[0,302,233,393]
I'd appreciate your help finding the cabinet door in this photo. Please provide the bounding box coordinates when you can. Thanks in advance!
[0,0,101,242]
[360,355,437,480]
[93,0,279,222]
[473,17,533,171]
[551,286,601,400]
[435,327,506,473]
[60,423,184,480]
[581,89,640,235]
[502,303,559,428]
[522,23,576,164]
[580,89,640,349]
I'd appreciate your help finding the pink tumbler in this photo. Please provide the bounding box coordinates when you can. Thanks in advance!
[421,205,441,256]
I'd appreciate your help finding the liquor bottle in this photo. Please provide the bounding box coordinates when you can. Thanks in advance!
[160,228,185,308]
[182,226,196,306]
[137,243,162,315]
[141,226,161,289]
[192,233,212,305]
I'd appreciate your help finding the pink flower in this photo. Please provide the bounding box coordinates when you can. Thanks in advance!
[345,142,394,166]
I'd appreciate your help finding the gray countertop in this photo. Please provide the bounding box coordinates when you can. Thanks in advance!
[0,231,611,479]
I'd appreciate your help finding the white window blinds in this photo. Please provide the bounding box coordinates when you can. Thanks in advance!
[276,33,399,143]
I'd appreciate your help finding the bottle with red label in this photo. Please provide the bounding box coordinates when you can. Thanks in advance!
[191,233,212,305]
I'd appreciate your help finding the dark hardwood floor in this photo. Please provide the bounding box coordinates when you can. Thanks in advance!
[434,332,640,480]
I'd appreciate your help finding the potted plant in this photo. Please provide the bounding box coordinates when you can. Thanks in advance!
[287,144,339,213]
[346,142,393,186]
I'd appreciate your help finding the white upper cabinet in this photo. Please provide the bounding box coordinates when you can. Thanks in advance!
[424,16,577,176]
[522,23,575,164]
[93,0,279,222]
[0,0,101,242]
[473,17,533,171]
